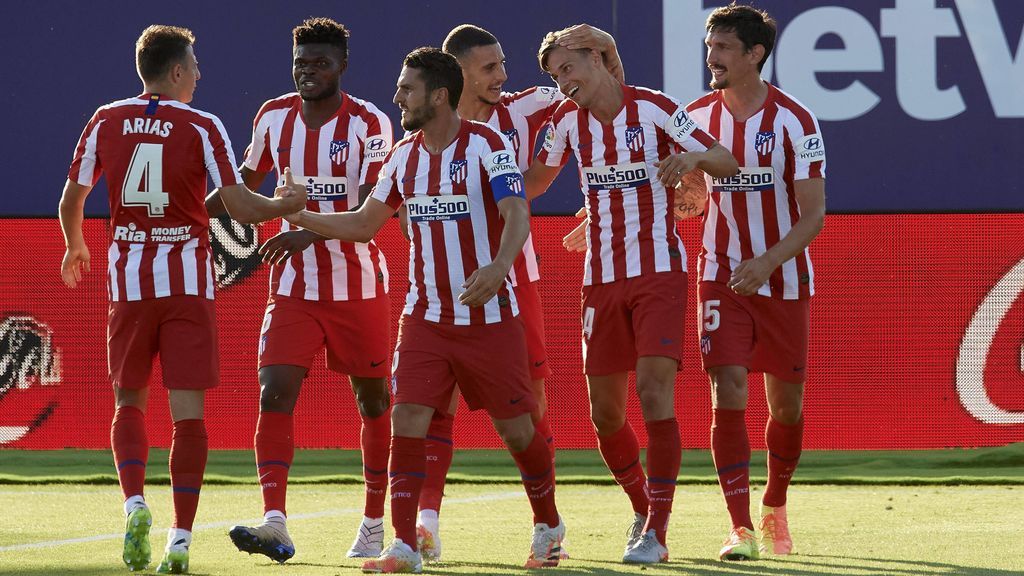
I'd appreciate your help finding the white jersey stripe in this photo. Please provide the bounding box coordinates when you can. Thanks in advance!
[153,244,172,298]
[124,244,143,301]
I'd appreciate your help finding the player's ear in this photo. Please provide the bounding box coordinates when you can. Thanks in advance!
[750,44,766,67]
[432,87,448,107]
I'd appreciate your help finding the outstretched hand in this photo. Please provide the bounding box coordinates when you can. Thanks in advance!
[275,167,308,212]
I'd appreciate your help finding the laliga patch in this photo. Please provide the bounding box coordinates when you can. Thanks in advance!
[364,136,390,161]
[664,105,697,142]
[794,134,826,163]
[406,195,472,222]
[542,122,557,151]
[290,175,347,200]
[484,150,519,178]
[582,161,650,191]
[711,167,775,193]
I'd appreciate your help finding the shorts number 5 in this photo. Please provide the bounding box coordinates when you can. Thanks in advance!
[702,300,721,332]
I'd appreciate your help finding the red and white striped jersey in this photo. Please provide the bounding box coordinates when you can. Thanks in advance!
[244,92,393,301]
[373,120,526,325]
[68,94,239,302]
[687,84,826,300]
[538,85,718,286]
[486,86,562,286]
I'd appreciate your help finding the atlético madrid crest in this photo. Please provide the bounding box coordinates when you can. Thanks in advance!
[329,140,350,165]
[625,126,645,152]
[449,159,468,184]
[502,128,521,155]
[755,131,776,156]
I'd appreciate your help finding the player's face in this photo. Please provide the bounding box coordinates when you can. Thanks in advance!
[394,67,435,132]
[705,29,759,90]
[293,44,344,101]
[459,43,507,107]
[175,46,200,104]
[545,46,596,108]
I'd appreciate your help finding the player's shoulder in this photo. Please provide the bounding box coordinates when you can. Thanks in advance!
[768,84,820,126]
[548,97,580,127]
[254,93,300,120]
[466,119,508,148]
[342,91,389,120]
[685,90,720,113]
[631,85,680,114]
[501,86,562,106]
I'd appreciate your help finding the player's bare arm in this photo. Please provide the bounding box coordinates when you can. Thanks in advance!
[523,159,562,200]
[215,167,307,225]
[459,195,530,307]
[729,177,825,296]
[58,179,93,288]
[283,195,394,245]
[554,24,625,83]
[654,142,737,187]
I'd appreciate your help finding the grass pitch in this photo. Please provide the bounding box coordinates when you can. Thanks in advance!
[0,483,1020,575]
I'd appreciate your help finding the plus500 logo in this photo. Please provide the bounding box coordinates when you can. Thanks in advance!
[664,0,1023,121]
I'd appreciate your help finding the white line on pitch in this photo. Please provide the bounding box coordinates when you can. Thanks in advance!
[0,490,522,553]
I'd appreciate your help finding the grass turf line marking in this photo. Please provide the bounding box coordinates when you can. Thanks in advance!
[0,489,521,552]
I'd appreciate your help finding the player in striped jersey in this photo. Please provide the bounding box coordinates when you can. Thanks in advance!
[412,23,623,562]
[526,27,739,565]
[686,5,826,561]
[208,19,395,563]
[280,47,565,573]
[59,25,306,574]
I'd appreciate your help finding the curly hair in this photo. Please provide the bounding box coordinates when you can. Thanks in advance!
[403,47,463,109]
[293,17,350,62]
[135,25,195,82]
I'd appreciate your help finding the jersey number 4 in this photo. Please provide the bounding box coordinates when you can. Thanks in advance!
[122,143,170,217]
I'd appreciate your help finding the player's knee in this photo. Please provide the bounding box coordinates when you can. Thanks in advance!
[590,408,625,435]
[258,381,299,413]
[769,402,803,425]
[356,395,390,418]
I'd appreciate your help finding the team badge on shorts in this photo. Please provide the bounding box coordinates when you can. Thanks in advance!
[625,126,645,152]
[700,333,712,355]
[755,131,776,156]
[449,159,468,184]
[329,140,350,165]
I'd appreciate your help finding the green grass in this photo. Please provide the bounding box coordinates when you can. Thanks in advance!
[0,484,1020,575]
[2,444,1023,485]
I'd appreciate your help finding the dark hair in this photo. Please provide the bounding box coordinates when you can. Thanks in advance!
[403,47,463,109]
[706,3,776,71]
[135,25,195,82]
[442,24,498,59]
[293,17,350,62]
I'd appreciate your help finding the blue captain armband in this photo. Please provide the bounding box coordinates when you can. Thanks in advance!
[483,150,525,202]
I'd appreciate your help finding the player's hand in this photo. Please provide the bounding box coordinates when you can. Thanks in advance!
[258,229,318,265]
[729,255,776,296]
[274,167,308,213]
[459,263,507,307]
[562,207,588,253]
[654,153,700,189]
[60,243,91,288]
[556,24,613,52]
[673,169,708,220]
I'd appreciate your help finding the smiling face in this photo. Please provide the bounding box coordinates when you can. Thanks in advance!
[543,45,599,108]
[394,66,436,132]
[457,42,508,107]
[705,29,762,90]
[292,43,345,101]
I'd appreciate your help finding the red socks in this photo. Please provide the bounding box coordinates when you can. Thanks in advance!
[597,422,650,516]
[711,408,752,530]
[254,411,294,516]
[533,412,555,464]
[169,419,208,531]
[419,413,454,513]
[111,406,148,501]
[510,429,559,527]
[644,418,681,545]
[361,409,391,518]
[390,436,426,550]
[763,416,804,507]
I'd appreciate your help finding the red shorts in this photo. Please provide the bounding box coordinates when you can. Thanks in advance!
[580,271,687,375]
[392,315,536,420]
[258,294,391,378]
[514,280,551,380]
[108,295,218,390]
[697,281,810,383]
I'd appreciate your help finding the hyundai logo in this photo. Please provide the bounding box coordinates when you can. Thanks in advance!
[494,153,512,165]
[367,138,386,151]
[804,137,821,150]
[673,111,689,127]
